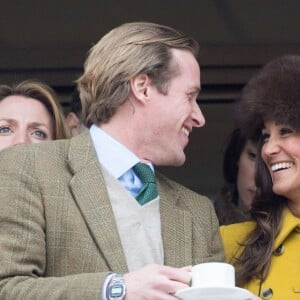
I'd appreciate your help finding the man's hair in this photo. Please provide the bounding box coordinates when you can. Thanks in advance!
[77,22,199,127]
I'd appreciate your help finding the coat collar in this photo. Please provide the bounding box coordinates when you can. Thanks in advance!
[274,207,300,249]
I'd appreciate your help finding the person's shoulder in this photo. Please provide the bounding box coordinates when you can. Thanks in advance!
[156,171,213,207]
[0,131,90,159]
[0,132,94,179]
[0,138,72,173]
[0,138,70,157]
[220,221,256,262]
[220,221,255,237]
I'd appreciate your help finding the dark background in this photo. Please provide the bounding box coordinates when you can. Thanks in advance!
[1,0,300,198]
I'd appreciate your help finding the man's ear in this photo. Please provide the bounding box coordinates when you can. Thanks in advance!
[130,74,151,102]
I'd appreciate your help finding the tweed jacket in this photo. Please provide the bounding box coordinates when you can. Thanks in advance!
[221,208,300,299]
[0,132,224,300]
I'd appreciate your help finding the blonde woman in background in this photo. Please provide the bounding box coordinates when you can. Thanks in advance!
[0,80,70,151]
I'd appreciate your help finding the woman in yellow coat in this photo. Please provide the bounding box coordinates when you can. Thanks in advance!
[221,54,300,300]
[221,208,300,299]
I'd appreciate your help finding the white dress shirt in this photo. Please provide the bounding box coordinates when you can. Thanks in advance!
[89,124,154,197]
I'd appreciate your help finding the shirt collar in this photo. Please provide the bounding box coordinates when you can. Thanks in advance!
[89,124,140,179]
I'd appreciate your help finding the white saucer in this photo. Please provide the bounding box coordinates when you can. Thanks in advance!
[175,286,252,300]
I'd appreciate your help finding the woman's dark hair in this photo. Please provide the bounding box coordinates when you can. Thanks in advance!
[222,128,248,205]
[214,128,257,225]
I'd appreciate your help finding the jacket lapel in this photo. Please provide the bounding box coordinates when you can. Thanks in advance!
[158,174,193,267]
[67,132,128,273]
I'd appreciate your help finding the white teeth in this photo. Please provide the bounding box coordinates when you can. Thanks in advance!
[271,162,294,172]
[182,127,189,137]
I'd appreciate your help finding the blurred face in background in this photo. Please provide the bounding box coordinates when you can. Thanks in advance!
[237,139,257,212]
[0,95,53,151]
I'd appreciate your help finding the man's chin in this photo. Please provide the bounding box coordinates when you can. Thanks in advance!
[170,155,186,167]
[154,152,186,167]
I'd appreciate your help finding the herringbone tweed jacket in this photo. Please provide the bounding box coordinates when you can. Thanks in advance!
[0,132,224,299]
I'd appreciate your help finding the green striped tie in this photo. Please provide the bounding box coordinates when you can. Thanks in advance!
[133,162,158,205]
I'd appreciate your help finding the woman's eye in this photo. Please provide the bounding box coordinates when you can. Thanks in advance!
[32,130,47,139]
[247,151,257,161]
[280,127,293,136]
[0,126,12,134]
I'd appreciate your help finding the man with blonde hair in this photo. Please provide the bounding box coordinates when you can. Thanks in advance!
[0,22,224,299]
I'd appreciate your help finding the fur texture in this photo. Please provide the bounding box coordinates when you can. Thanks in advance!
[235,54,300,138]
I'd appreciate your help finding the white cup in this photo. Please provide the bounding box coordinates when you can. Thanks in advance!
[191,262,235,288]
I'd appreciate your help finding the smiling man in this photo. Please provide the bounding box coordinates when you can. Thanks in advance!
[0,22,224,300]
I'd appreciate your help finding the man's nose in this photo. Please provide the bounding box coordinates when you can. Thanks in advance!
[192,103,206,128]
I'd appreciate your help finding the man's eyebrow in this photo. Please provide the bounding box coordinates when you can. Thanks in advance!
[187,87,201,96]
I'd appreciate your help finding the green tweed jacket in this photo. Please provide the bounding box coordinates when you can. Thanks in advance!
[0,132,224,299]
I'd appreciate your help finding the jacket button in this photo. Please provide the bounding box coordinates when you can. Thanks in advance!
[261,288,273,299]
[273,244,284,256]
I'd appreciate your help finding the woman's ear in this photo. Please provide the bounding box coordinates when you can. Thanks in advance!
[130,74,151,102]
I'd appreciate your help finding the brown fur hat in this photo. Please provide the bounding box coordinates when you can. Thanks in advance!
[234,54,300,138]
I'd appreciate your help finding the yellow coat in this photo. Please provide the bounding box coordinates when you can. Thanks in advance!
[221,208,300,300]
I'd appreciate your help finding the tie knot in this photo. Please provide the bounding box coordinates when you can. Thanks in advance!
[133,162,155,184]
[133,162,158,205]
